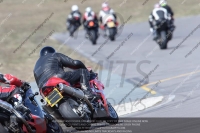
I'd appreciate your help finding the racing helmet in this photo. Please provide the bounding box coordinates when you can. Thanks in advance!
[159,0,167,6]
[85,7,92,13]
[40,46,56,56]
[102,2,110,11]
[71,5,79,11]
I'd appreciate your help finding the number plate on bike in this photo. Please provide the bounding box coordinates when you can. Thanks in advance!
[45,88,63,107]
[107,22,115,28]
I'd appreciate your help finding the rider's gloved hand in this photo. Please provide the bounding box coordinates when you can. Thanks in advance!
[89,70,97,80]
[21,82,31,92]
[100,24,104,30]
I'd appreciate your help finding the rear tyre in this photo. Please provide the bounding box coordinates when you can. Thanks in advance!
[58,99,91,130]
[46,115,64,133]
[109,28,116,41]
[89,30,97,45]
[160,31,167,49]
[69,25,75,37]
[106,103,118,124]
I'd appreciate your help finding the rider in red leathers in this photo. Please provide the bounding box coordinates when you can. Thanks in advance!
[83,7,99,38]
[0,73,30,112]
[0,73,31,129]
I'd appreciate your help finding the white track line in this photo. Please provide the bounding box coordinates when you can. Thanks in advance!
[114,96,164,116]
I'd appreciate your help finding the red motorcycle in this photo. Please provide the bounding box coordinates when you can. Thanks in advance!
[41,68,118,130]
[0,85,63,133]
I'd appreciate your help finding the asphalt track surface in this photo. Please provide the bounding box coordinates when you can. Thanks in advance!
[48,15,200,133]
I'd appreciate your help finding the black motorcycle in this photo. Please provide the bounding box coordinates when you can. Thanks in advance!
[67,13,81,37]
[0,85,63,133]
[86,20,98,45]
[68,23,80,37]
[153,19,173,49]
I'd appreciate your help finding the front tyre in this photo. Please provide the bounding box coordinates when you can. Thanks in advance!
[58,99,91,130]
[46,115,64,133]
[160,31,168,49]
[47,121,64,133]
[106,103,118,124]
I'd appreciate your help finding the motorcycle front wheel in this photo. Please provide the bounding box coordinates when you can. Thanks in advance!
[0,123,9,133]
[106,103,118,124]
[46,115,64,133]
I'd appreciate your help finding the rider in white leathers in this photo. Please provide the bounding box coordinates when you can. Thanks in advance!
[98,2,117,29]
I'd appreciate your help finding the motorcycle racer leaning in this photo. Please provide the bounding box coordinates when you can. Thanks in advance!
[83,7,99,38]
[66,5,82,36]
[0,73,30,107]
[33,46,98,100]
[98,2,118,30]
[159,0,175,31]
[149,3,171,40]
[0,73,30,125]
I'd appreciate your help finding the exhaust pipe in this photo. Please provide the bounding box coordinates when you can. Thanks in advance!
[58,83,94,111]
[0,100,35,133]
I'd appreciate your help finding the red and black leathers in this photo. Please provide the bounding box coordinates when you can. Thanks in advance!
[0,73,23,100]
[33,53,90,91]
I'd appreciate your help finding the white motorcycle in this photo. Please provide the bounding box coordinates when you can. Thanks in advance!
[102,14,117,41]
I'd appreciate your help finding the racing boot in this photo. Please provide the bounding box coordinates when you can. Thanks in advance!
[170,25,175,32]
[80,69,100,100]
[153,31,158,41]
[81,84,101,101]
[167,20,175,32]
[81,83,95,99]
[85,31,89,39]
[170,19,175,32]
